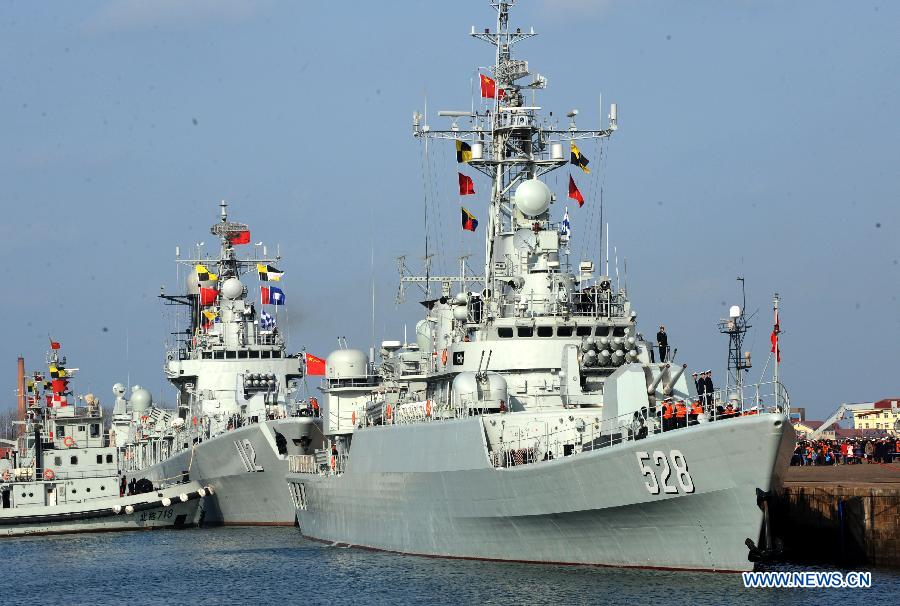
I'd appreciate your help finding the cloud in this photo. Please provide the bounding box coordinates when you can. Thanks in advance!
[84,0,267,33]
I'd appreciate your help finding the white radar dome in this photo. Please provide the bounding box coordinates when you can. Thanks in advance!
[130,387,152,412]
[729,305,741,319]
[326,349,369,380]
[514,178,552,217]
[221,278,244,300]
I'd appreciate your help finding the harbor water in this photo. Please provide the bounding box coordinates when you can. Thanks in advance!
[2,527,898,605]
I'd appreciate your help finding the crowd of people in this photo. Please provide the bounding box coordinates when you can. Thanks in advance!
[791,437,900,466]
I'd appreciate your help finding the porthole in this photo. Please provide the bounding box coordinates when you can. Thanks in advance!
[100,486,105,491]
[86,488,91,493]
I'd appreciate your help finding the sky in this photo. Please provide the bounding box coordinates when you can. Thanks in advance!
[1,0,897,419]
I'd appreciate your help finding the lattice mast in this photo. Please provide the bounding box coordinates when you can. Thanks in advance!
[411,0,617,314]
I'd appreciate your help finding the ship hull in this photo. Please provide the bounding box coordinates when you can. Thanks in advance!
[289,414,794,571]
[132,418,320,526]
[0,482,204,537]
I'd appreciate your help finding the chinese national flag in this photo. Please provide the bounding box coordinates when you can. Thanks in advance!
[480,73,496,98]
[458,173,475,196]
[770,309,781,363]
[568,175,585,207]
[49,339,61,350]
[306,353,326,376]
[479,74,505,99]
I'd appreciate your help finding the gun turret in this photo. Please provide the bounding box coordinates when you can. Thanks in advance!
[647,364,669,395]
[663,364,689,396]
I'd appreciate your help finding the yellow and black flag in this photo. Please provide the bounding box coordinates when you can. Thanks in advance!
[570,141,590,174]
[456,140,472,163]
[49,365,66,379]
[257,264,284,282]
[196,264,218,283]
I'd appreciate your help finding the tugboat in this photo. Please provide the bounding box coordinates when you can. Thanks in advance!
[118,202,323,525]
[286,0,795,571]
[0,344,206,537]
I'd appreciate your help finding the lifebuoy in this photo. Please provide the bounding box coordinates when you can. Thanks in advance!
[43,469,55,481]
[63,436,75,448]
[441,350,448,365]
[425,400,432,417]
[1,469,9,482]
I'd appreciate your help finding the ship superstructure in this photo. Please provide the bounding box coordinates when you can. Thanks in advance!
[0,344,205,536]
[287,0,795,571]
[118,202,323,525]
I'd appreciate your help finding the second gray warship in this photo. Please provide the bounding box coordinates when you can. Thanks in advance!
[286,0,795,571]
[117,203,323,525]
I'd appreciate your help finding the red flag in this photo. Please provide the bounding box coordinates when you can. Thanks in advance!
[49,339,61,350]
[306,353,326,376]
[770,309,781,363]
[480,73,496,99]
[51,379,67,394]
[228,230,251,245]
[199,287,218,306]
[458,173,475,196]
[568,175,584,207]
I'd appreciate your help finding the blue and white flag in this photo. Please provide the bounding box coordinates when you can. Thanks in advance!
[260,310,276,331]
[560,206,571,240]
[261,285,286,306]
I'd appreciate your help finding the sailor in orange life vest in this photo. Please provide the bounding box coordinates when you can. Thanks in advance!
[689,400,704,425]
[674,400,688,429]
[661,400,675,432]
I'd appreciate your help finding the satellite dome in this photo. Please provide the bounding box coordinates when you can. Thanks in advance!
[112,383,126,397]
[130,387,152,412]
[221,277,244,300]
[514,178,552,217]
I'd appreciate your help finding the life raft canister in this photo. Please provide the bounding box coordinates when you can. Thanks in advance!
[63,436,75,448]
[43,468,55,481]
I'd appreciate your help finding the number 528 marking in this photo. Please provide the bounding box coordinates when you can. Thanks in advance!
[635,450,694,495]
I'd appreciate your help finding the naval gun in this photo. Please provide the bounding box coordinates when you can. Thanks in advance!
[663,364,689,397]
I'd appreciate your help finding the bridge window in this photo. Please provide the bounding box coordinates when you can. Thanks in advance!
[202,352,212,359]
[557,326,573,337]
[90,424,100,438]
[576,326,592,337]
[238,351,249,359]
[498,327,514,338]
[106,454,113,463]
[517,326,533,337]
[537,326,553,337]
[595,326,610,336]
[214,351,225,360]
[226,351,237,359]
[97,455,103,464]
[249,350,260,358]
[70,456,78,465]
[57,425,65,437]
[613,327,626,337]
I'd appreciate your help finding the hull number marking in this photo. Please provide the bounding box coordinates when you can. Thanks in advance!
[635,450,695,495]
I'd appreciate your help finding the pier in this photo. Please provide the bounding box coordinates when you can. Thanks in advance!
[773,464,900,568]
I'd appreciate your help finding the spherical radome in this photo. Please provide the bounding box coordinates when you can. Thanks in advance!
[514,178,552,217]
[130,387,152,411]
[221,277,244,300]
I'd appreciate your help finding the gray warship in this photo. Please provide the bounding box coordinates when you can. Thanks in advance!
[117,202,323,525]
[1,344,206,537]
[286,0,795,571]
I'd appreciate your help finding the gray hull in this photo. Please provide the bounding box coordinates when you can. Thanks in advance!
[291,414,794,571]
[135,418,318,525]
